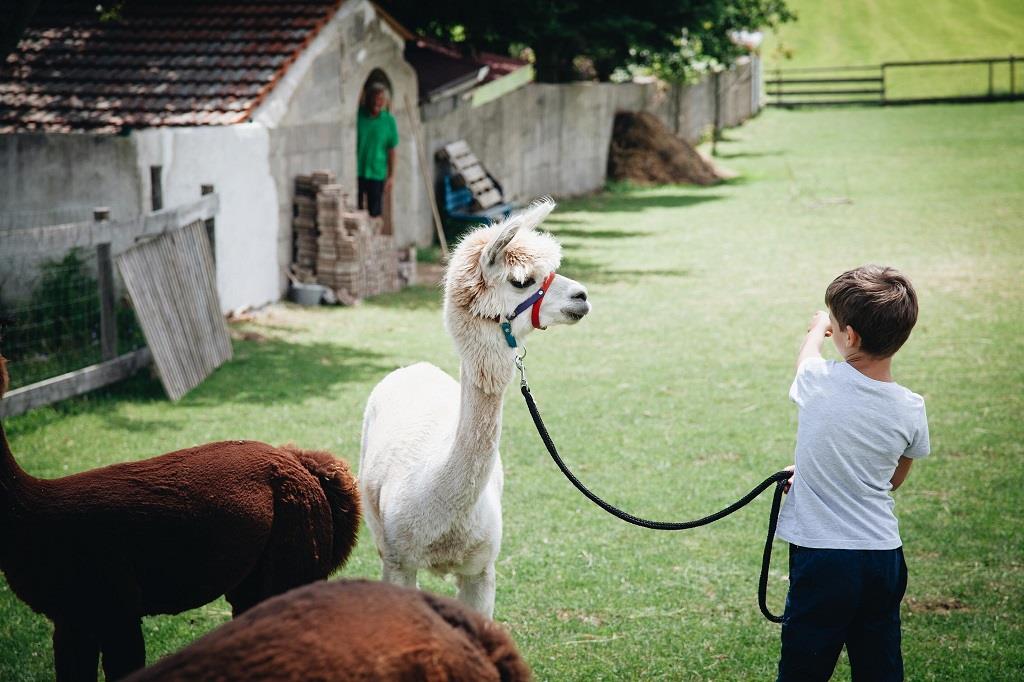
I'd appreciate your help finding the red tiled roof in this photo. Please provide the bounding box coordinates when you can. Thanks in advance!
[0,1,343,134]
[477,50,529,83]
[404,36,530,102]
[405,38,484,102]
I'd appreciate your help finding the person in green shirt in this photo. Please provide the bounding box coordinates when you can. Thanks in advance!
[357,82,399,217]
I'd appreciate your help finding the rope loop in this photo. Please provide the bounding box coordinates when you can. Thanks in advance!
[520,383,788,622]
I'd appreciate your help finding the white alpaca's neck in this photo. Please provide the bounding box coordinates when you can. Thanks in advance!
[428,361,507,514]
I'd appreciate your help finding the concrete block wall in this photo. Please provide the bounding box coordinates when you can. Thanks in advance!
[0,133,143,228]
[418,57,762,216]
[0,133,144,303]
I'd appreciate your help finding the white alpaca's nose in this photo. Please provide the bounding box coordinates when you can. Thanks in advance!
[562,284,591,322]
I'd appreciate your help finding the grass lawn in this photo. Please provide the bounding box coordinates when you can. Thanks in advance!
[3,102,1023,679]
[763,0,1024,99]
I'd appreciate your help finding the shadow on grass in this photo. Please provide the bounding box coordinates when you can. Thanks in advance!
[543,217,585,226]
[560,254,690,285]
[563,192,724,214]
[184,337,391,407]
[712,150,782,160]
[547,227,652,240]
[362,284,442,311]
[6,336,394,436]
[5,369,177,438]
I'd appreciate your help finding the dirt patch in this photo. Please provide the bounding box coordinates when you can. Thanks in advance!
[607,112,730,186]
[693,451,741,466]
[228,327,269,343]
[906,597,969,614]
[417,261,446,287]
[556,610,604,627]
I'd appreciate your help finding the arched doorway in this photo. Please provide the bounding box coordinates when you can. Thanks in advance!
[356,69,395,235]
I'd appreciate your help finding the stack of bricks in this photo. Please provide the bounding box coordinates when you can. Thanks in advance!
[292,170,336,282]
[314,186,400,300]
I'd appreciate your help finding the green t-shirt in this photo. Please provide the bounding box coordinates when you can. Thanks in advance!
[357,109,399,181]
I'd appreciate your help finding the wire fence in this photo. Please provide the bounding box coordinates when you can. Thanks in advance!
[0,245,146,390]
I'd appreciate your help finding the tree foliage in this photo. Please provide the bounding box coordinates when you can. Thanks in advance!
[380,0,794,82]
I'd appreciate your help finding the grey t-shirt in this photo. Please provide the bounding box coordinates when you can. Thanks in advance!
[776,357,930,550]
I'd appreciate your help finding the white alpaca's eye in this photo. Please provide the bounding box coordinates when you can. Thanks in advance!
[510,277,535,289]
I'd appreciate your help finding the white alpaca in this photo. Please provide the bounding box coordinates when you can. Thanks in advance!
[359,198,590,617]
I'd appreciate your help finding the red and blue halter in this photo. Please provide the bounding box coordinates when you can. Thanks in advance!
[499,272,556,348]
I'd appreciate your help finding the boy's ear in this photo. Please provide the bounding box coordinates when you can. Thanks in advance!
[845,325,861,350]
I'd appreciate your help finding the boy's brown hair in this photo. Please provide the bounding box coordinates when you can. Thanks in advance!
[825,265,918,358]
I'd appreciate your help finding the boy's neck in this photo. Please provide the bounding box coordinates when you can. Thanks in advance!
[844,351,894,383]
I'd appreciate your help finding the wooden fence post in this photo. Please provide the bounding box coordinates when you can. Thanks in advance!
[201,184,216,266]
[712,70,721,156]
[150,166,163,211]
[93,207,117,361]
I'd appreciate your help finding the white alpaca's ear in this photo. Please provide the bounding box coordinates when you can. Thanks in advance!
[517,196,557,233]
[482,219,522,271]
[480,197,557,277]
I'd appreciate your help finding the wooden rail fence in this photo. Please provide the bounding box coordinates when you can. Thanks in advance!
[768,55,1022,107]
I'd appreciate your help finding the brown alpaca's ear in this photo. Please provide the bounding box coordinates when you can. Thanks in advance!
[0,356,7,399]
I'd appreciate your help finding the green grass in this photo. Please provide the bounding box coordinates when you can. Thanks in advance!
[3,102,1024,679]
[763,0,1024,99]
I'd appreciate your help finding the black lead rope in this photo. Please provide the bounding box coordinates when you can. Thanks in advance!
[519,382,790,623]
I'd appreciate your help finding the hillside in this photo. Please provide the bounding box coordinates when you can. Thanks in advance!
[762,0,1024,99]
[764,0,1024,69]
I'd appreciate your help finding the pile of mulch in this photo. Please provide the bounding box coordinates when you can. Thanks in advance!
[607,111,729,186]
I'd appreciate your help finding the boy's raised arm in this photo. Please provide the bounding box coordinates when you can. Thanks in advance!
[796,310,833,372]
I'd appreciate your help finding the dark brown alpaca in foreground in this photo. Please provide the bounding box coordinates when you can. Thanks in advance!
[0,356,360,681]
[126,579,531,681]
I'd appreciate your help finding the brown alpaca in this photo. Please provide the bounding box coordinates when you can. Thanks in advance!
[126,579,531,681]
[0,356,360,681]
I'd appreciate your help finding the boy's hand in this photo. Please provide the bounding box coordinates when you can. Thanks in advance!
[808,311,832,337]
[796,313,831,370]
[783,464,795,493]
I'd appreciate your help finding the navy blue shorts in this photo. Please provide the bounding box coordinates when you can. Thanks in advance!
[358,176,384,217]
[777,544,908,681]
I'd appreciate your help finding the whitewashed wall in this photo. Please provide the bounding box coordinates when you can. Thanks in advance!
[134,125,280,313]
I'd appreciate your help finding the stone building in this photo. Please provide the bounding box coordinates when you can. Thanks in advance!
[1,0,424,312]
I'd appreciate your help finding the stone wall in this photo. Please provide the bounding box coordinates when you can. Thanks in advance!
[0,133,142,229]
[417,58,760,214]
[0,134,144,303]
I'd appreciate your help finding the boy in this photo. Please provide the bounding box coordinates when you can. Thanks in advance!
[777,265,930,681]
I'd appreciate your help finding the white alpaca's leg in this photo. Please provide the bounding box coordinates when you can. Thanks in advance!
[457,563,496,618]
[382,560,418,589]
